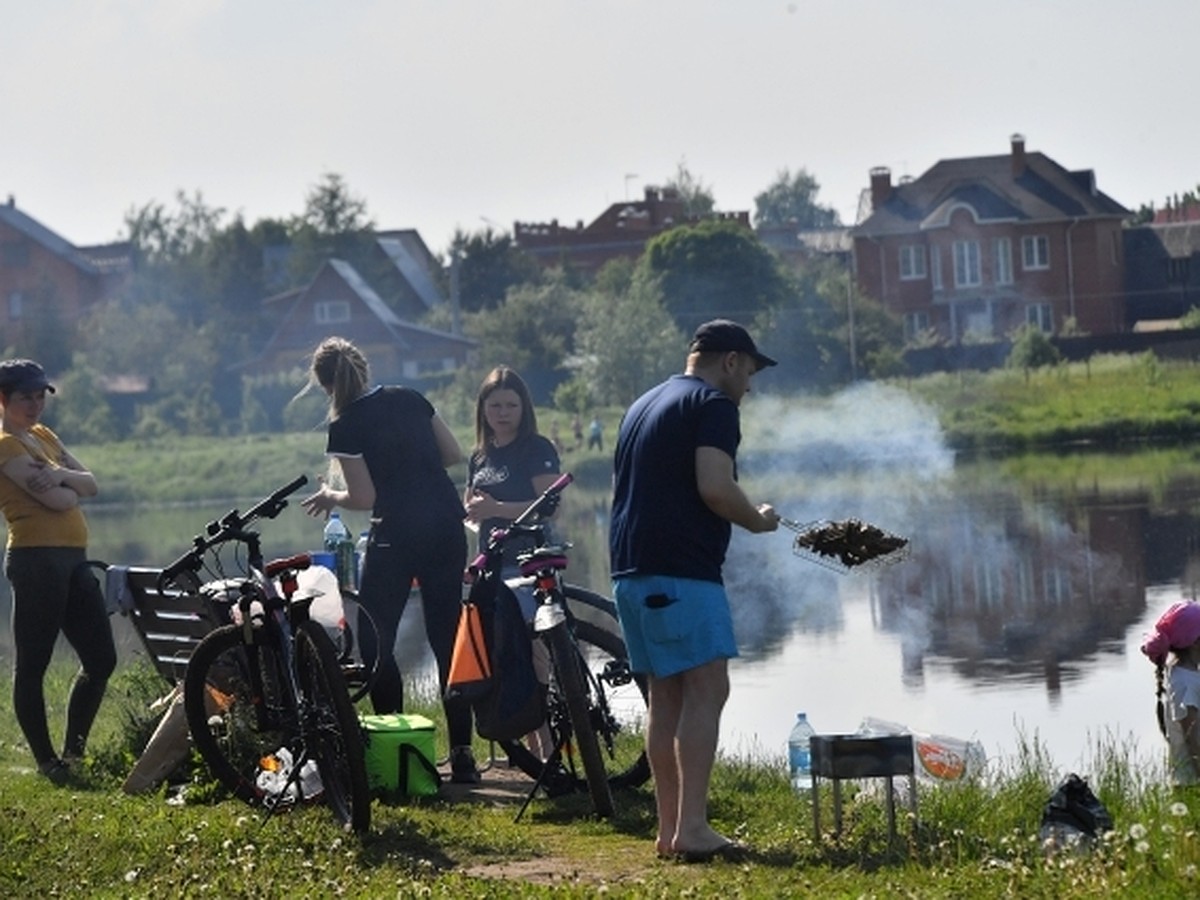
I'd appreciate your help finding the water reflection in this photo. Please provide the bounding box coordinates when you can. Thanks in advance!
[9,385,1200,772]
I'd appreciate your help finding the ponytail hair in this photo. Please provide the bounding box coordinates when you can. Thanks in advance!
[309,337,370,419]
[1155,660,1168,738]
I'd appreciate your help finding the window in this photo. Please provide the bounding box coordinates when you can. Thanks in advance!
[402,360,419,379]
[1022,235,1049,270]
[953,240,981,287]
[903,312,930,342]
[1026,303,1053,333]
[1167,257,1191,284]
[930,245,943,290]
[314,300,350,324]
[7,291,23,321]
[899,245,926,280]
[994,237,1013,285]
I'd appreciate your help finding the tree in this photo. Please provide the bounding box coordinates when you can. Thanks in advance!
[753,168,841,229]
[567,273,684,407]
[287,173,380,285]
[1007,325,1061,370]
[639,219,794,332]
[664,159,715,217]
[447,226,540,313]
[462,272,584,402]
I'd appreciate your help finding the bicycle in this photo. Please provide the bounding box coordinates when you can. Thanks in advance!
[468,472,650,818]
[164,475,372,833]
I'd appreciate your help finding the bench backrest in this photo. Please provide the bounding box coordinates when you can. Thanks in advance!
[120,566,232,685]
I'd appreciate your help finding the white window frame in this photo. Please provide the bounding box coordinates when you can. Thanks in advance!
[1026,303,1054,333]
[930,245,943,290]
[953,240,981,287]
[1022,235,1050,270]
[903,311,930,342]
[899,245,927,281]
[314,300,351,325]
[994,237,1013,285]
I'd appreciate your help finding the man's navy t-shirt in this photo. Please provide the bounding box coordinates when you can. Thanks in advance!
[609,374,741,584]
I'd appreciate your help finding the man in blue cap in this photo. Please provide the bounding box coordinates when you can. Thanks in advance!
[610,319,780,862]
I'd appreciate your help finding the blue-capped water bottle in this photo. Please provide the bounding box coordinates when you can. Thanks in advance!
[322,512,355,591]
[788,712,815,792]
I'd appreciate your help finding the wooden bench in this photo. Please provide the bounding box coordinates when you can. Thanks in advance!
[95,563,232,686]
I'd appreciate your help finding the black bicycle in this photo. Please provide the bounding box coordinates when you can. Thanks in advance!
[166,476,371,833]
[472,473,650,818]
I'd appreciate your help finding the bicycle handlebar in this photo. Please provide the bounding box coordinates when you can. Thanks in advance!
[159,475,309,585]
[483,471,574,555]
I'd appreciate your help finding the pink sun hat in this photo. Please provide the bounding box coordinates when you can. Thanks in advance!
[1141,601,1200,664]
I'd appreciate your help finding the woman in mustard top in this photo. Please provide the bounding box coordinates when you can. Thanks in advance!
[0,359,113,786]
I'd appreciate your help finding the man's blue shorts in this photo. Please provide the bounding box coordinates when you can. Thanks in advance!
[612,575,738,679]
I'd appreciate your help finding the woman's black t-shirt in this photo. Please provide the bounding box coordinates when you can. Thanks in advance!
[467,432,560,550]
[327,386,463,532]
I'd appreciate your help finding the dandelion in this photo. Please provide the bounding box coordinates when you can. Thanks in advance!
[1185,864,1197,877]
[1162,822,1177,835]
[1129,823,1148,840]
[124,870,139,883]
[1135,840,1150,854]
[1171,801,1189,817]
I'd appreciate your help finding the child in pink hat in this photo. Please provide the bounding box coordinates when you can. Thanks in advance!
[1141,601,1200,786]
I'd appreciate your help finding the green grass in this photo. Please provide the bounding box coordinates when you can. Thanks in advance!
[899,353,1200,452]
[3,662,1200,896]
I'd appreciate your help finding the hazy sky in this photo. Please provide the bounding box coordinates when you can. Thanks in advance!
[5,1,1197,256]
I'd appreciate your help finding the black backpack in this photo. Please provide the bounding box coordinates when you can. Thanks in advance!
[446,564,546,743]
[1039,773,1113,847]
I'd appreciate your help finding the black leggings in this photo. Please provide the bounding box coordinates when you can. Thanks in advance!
[357,522,471,747]
[7,547,116,765]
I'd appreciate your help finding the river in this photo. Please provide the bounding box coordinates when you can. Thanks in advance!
[5,383,1196,780]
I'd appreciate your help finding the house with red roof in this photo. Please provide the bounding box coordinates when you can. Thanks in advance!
[851,135,1131,344]
[0,196,130,354]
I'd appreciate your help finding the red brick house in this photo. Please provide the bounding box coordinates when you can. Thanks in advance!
[851,136,1131,344]
[514,186,751,274]
[242,258,475,383]
[0,196,130,350]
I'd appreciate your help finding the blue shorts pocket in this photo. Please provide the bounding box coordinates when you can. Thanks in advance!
[643,597,690,644]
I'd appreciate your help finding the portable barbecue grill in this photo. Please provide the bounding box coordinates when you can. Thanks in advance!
[780,517,910,574]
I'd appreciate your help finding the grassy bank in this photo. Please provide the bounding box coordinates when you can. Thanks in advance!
[1,663,1199,897]
[900,352,1200,452]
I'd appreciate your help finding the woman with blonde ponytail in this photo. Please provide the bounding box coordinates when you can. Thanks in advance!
[300,337,480,783]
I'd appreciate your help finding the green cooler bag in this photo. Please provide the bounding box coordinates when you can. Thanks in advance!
[360,713,441,798]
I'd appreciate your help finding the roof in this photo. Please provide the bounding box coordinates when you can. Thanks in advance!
[1148,221,1200,259]
[0,200,102,274]
[375,234,443,310]
[854,150,1131,238]
[325,259,473,349]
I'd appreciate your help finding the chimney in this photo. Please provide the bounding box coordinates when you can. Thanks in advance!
[5,194,13,208]
[1011,133,1026,178]
[869,167,892,209]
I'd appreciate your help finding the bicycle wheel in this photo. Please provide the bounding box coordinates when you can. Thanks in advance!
[184,624,297,808]
[501,587,650,802]
[293,619,371,834]
[546,619,614,816]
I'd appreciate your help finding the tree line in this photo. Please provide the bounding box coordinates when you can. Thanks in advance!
[15,166,906,444]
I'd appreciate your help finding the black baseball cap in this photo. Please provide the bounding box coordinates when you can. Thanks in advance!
[0,359,55,394]
[688,319,777,371]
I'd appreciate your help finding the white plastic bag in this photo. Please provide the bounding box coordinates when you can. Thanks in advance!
[857,716,987,782]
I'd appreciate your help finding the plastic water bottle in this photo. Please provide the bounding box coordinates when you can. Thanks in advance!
[323,512,355,591]
[788,712,816,791]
